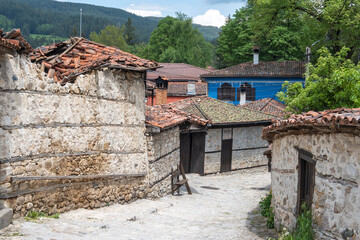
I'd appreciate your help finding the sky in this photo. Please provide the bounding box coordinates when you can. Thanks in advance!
[56,0,247,28]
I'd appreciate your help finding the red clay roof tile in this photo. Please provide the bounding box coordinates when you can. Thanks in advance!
[262,108,360,142]
[0,28,32,53]
[30,37,160,84]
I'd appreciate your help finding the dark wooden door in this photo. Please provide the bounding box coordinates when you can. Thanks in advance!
[298,152,315,212]
[190,132,205,175]
[220,139,233,172]
[180,133,191,173]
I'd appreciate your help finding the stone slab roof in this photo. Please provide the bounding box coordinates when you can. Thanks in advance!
[30,37,160,84]
[145,105,208,129]
[0,28,32,53]
[167,96,276,126]
[263,108,360,142]
[147,63,212,81]
[243,98,287,117]
[201,61,305,78]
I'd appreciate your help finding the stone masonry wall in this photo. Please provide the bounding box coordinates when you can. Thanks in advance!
[146,126,180,198]
[204,126,268,174]
[0,53,149,217]
[271,133,360,239]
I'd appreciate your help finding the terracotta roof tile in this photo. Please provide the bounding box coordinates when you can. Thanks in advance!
[262,108,360,142]
[0,28,32,53]
[145,105,208,129]
[30,37,160,84]
[201,61,305,78]
[243,98,287,117]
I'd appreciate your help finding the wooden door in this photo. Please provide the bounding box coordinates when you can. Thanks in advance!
[180,133,191,173]
[298,152,315,212]
[220,139,233,172]
[190,132,205,175]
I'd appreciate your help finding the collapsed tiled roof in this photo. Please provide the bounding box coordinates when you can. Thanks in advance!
[146,105,208,129]
[167,96,277,125]
[201,61,305,78]
[147,63,212,81]
[263,108,360,142]
[30,37,160,84]
[243,98,287,117]
[0,28,32,53]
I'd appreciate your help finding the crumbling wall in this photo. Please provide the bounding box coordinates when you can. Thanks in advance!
[146,126,180,198]
[271,133,360,239]
[204,126,268,174]
[0,53,149,217]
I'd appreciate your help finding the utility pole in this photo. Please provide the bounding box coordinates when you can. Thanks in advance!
[80,8,83,38]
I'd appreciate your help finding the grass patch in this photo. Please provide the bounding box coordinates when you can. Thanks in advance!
[25,210,59,221]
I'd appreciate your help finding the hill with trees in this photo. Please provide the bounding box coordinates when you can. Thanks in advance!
[0,0,220,47]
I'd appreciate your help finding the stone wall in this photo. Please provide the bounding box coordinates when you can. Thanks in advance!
[204,126,268,174]
[271,133,360,239]
[146,126,180,198]
[0,53,149,217]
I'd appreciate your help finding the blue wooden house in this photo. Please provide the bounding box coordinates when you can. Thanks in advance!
[201,55,305,105]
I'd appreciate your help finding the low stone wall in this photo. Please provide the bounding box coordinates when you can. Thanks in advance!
[146,126,180,198]
[271,133,360,239]
[204,126,268,174]
[0,54,149,217]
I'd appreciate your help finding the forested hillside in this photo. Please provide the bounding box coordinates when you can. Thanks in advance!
[0,0,220,47]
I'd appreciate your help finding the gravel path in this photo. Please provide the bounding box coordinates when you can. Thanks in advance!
[1,170,277,240]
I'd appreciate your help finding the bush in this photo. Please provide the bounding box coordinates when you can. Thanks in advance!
[271,203,313,240]
[259,190,275,229]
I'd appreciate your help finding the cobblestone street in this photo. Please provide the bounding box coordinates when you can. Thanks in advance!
[1,169,277,240]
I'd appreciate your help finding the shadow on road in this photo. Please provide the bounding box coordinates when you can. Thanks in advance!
[245,184,278,239]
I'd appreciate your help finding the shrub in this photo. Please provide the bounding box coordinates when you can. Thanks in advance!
[259,190,275,229]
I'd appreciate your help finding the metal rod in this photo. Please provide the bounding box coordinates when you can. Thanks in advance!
[80,8,83,37]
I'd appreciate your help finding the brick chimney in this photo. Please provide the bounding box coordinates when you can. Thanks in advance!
[155,76,169,105]
[239,84,247,105]
[253,46,260,65]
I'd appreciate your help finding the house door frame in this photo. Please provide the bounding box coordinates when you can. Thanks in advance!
[180,131,206,175]
[297,148,316,214]
[220,128,233,172]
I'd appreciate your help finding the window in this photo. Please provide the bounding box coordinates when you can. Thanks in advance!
[187,81,196,95]
[297,149,316,213]
[218,83,236,101]
[237,82,256,102]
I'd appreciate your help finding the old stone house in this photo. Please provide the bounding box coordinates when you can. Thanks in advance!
[263,108,360,239]
[166,96,277,175]
[0,30,161,225]
[145,105,208,198]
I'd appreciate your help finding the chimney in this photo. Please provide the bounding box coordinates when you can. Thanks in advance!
[155,76,169,105]
[253,47,260,65]
[239,84,247,105]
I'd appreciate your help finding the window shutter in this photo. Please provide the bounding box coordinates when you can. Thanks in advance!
[231,87,236,101]
[217,88,223,100]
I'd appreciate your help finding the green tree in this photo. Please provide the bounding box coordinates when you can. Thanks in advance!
[70,25,78,37]
[90,25,128,51]
[124,18,137,45]
[251,0,360,61]
[147,14,213,68]
[0,14,14,31]
[215,4,305,68]
[277,47,360,113]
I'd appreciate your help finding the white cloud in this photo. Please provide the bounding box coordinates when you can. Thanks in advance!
[193,9,226,28]
[129,4,135,7]
[126,8,162,17]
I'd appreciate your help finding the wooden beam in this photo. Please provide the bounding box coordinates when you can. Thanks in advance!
[11,173,147,182]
